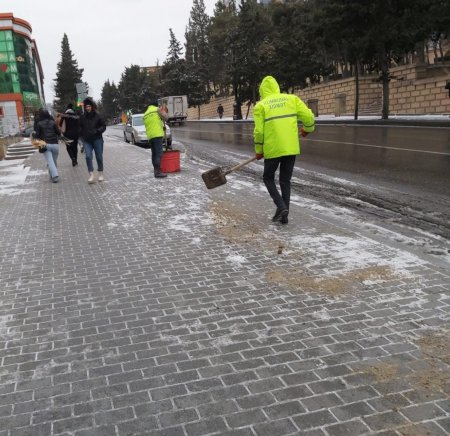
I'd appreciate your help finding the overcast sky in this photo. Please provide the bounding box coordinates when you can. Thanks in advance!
[3,0,217,103]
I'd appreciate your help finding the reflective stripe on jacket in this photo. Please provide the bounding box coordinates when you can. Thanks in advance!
[143,105,164,140]
[253,76,315,159]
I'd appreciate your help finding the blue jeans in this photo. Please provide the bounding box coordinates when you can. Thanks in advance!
[42,143,59,179]
[150,137,163,171]
[84,138,104,172]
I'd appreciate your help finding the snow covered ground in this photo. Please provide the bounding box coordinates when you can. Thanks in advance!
[0,159,32,196]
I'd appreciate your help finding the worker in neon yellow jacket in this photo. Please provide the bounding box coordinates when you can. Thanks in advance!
[254,76,315,224]
[144,101,169,178]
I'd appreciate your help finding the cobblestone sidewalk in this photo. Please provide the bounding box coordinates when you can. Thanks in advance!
[0,136,449,435]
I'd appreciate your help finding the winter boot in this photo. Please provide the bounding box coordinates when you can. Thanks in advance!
[272,208,288,222]
[88,172,96,184]
[98,171,104,182]
[154,169,167,178]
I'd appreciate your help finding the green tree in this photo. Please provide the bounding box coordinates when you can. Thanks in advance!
[208,0,239,96]
[361,0,432,119]
[53,34,84,112]
[100,80,120,121]
[228,0,274,118]
[117,65,158,113]
[161,29,189,96]
[315,0,372,119]
[428,0,450,62]
[270,1,328,92]
[185,0,212,109]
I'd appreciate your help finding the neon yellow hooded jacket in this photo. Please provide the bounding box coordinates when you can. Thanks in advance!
[143,105,164,140]
[253,76,315,159]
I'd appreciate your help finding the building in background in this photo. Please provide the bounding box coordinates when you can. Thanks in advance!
[0,13,45,136]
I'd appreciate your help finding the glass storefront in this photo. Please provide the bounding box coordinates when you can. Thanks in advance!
[0,30,19,94]
[0,30,41,117]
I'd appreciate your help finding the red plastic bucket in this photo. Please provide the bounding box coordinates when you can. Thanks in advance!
[160,150,180,173]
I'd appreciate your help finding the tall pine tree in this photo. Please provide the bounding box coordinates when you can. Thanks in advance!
[53,34,84,111]
[185,0,212,109]
[161,29,189,96]
[100,80,120,121]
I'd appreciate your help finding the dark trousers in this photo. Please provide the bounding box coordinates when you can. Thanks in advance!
[66,135,78,163]
[263,155,296,211]
[150,137,164,171]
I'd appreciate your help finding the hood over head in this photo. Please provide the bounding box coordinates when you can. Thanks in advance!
[38,108,51,120]
[83,98,95,108]
[65,103,75,113]
[259,76,280,99]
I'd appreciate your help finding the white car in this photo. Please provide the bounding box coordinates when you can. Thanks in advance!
[124,114,172,147]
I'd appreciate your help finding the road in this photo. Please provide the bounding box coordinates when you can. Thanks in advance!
[170,121,450,194]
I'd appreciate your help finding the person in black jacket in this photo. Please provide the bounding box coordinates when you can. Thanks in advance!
[34,109,60,183]
[58,103,80,167]
[79,98,106,183]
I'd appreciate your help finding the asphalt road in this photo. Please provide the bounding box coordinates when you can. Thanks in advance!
[172,121,450,195]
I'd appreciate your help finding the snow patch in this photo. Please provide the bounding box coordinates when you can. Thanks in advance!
[225,254,247,266]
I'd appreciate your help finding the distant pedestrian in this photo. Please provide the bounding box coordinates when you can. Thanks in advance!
[143,100,169,178]
[217,104,224,119]
[79,98,106,184]
[34,108,60,183]
[58,103,80,167]
[254,76,315,224]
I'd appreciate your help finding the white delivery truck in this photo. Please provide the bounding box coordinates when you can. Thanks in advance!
[158,96,188,125]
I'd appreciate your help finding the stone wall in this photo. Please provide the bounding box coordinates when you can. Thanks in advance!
[187,96,255,120]
[187,63,450,120]
[389,64,450,114]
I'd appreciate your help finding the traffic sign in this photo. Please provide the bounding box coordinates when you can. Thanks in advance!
[76,82,88,100]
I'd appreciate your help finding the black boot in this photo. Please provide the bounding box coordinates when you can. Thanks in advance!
[272,208,288,222]
[154,169,167,178]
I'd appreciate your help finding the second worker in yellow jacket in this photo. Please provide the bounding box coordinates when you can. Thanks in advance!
[144,101,169,178]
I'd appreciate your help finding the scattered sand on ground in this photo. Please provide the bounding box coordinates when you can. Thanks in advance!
[266,265,396,296]
[364,362,399,382]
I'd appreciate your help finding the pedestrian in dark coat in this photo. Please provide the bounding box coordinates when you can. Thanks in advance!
[59,103,80,167]
[35,109,60,183]
[79,98,106,184]
[217,104,224,119]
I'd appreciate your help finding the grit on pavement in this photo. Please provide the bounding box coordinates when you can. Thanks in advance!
[0,133,449,436]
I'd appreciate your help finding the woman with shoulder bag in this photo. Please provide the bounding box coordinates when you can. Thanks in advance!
[34,108,60,183]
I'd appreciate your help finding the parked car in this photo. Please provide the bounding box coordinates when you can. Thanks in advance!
[123,114,172,147]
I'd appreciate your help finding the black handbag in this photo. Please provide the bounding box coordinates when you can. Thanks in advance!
[38,145,48,153]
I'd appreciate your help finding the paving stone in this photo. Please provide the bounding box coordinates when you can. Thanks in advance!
[400,402,447,422]
[324,419,371,436]
[293,410,337,430]
[363,411,409,431]
[253,418,298,435]
[1,135,449,436]
[185,417,228,435]
[226,409,267,428]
